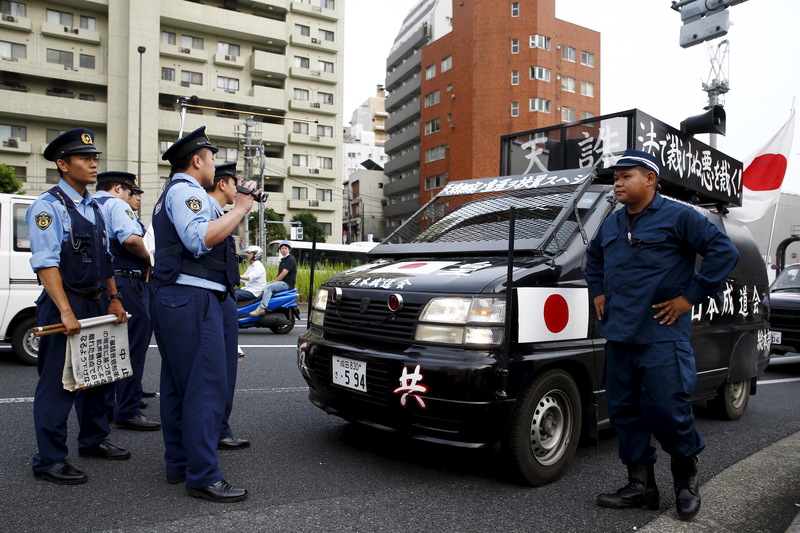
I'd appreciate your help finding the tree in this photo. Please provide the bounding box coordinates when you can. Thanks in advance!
[291,212,325,242]
[248,207,286,244]
[0,164,24,194]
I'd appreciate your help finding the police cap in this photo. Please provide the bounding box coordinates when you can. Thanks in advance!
[97,171,144,193]
[609,149,660,178]
[161,126,219,166]
[214,162,237,179]
[43,128,102,162]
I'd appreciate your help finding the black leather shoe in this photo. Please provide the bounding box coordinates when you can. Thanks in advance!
[79,439,131,460]
[35,460,88,485]
[167,475,186,484]
[597,464,660,510]
[139,400,148,409]
[672,455,701,520]
[217,436,251,450]
[186,479,248,502]
[115,414,161,431]
[142,390,157,398]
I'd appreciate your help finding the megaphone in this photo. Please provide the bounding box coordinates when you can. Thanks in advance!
[680,105,726,136]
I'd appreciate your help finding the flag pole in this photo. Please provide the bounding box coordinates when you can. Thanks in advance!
[765,102,797,268]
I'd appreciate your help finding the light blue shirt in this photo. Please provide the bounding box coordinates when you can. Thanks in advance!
[27,179,99,272]
[163,173,226,292]
[94,191,143,245]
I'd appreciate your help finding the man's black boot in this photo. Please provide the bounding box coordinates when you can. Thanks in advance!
[597,464,660,510]
[671,455,701,520]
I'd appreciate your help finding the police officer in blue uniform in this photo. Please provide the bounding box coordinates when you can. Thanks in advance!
[27,128,131,485]
[584,149,740,520]
[94,171,160,432]
[151,127,259,502]
[206,162,251,451]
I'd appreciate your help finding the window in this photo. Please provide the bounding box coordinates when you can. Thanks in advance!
[1,2,26,18]
[0,41,25,60]
[180,70,202,87]
[294,56,310,68]
[424,118,440,135]
[319,29,334,42]
[510,70,519,86]
[161,67,175,81]
[425,174,445,190]
[293,122,309,134]
[293,88,310,101]
[320,0,335,8]
[46,49,73,69]
[46,9,73,26]
[511,39,519,54]
[46,129,67,143]
[10,165,25,183]
[46,168,60,184]
[318,60,334,73]
[292,187,308,200]
[317,156,333,169]
[424,90,440,108]
[530,34,551,50]
[218,42,240,58]
[316,189,332,202]
[162,31,176,45]
[561,76,576,93]
[425,145,446,163]
[561,107,576,122]
[581,80,595,97]
[529,97,551,113]
[160,140,173,155]
[581,110,595,120]
[217,76,239,93]
[441,55,452,72]
[79,54,95,70]
[220,147,237,162]
[562,45,576,62]
[292,154,308,167]
[317,124,333,137]
[0,123,26,143]
[581,51,595,67]
[181,35,204,50]
[79,15,95,31]
[318,91,334,105]
[530,66,551,82]
[294,24,310,36]
[511,102,519,117]
[426,64,436,80]
[511,2,519,17]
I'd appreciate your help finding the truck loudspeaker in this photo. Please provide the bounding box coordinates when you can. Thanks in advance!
[680,105,726,136]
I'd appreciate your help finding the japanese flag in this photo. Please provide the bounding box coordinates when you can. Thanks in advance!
[728,111,796,223]
[516,288,589,343]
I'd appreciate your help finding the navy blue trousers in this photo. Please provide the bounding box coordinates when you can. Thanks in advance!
[604,340,705,465]
[151,285,230,488]
[219,295,239,441]
[32,292,111,475]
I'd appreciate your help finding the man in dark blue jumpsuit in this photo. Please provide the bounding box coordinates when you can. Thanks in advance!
[94,171,160,431]
[27,129,131,485]
[150,127,260,502]
[584,149,739,520]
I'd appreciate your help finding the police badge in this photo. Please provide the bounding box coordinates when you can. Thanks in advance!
[186,197,202,213]
[126,209,135,219]
[35,212,53,230]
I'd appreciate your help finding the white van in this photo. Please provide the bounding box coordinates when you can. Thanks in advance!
[0,193,40,364]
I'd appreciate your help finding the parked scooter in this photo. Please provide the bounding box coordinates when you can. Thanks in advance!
[237,289,300,334]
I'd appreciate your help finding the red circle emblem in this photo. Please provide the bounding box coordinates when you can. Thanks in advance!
[543,294,569,333]
[743,154,787,191]
[398,263,428,269]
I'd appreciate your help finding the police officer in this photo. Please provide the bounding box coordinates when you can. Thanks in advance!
[205,162,251,451]
[27,128,131,485]
[151,127,259,502]
[94,171,160,431]
[584,149,739,520]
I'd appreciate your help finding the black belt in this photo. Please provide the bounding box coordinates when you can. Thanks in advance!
[66,287,104,301]
[115,269,143,279]
[208,289,228,302]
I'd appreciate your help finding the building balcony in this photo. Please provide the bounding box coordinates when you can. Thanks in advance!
[0,14,32,32]
[385,101,420,134]
[287,165,337,180]
[290,34,339,54]
[213,53,245,69]
[290,0,339,22]
[385,48,421,90]
[383,146,420,175]
[384,198,420,219]
[384,74,420,111]
[289,66,337,85]
[383,125,419,153]
[41,21,100,44]
[250,50,287,79]
[288,198,335,212]
[288,133,336,149]
[387,24,428,70]
[0,139,32,154]
[0,91,106,126]
[160,43,208,63]
[252,0,289,10]
[383,172,420,196]
[161,0,288,45]
[249,84,286,111]
[288,98,337,116]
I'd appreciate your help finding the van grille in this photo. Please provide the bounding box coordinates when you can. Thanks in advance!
[322,292,424,344]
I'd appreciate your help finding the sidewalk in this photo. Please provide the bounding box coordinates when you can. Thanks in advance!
[639,431,800,532]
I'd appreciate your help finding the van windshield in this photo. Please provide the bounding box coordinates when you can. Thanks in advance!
[771,265,800,292]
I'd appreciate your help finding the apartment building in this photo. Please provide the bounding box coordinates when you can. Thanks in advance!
[0,0,343,241]
[383,0,600,230]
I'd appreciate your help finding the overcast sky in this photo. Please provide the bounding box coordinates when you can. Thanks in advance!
[343,0,800,193]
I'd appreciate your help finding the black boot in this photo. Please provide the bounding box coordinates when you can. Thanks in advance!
[671,455,701,520]
[597,464,660,510]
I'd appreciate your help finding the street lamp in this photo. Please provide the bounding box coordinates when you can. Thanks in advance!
[137,46,145,188]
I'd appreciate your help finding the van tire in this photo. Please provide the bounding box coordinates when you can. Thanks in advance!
[707,378,750,421]
[11,316,39,366]
[506,369,581,486]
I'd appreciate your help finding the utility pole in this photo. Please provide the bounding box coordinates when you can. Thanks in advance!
[234,117,264,250]
[702,39,730,148]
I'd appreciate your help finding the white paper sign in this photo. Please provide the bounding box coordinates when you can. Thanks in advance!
[62,320,132,391]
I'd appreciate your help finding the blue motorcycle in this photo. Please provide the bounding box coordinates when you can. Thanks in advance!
[237,289,301,334]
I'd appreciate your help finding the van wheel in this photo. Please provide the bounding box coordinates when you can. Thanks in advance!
[270,309,295,334]
[506,369,581,486]
[708,379,750,421]
[12,316,39,366]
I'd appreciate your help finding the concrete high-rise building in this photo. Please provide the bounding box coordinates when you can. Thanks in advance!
[383,0,600,230]
[0,0,343,242]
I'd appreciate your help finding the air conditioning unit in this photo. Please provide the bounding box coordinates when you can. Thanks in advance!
[3,15,17,22]
[310,168,320,174]
[3,137,19,148]
[311,38,319,44]
[180,81,190,87]
[224,54,236,61]
[179,47,191,54]
[308,199,319,207]
[311,102,321,108]
[311,70,321,76]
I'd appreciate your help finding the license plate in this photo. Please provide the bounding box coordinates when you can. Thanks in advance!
[332,356,367,392]
[771,331,782,344]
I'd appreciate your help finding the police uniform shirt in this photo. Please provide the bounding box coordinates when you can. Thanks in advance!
[94,191,145,263]
[27,179,99,272]
[161,173,226,292]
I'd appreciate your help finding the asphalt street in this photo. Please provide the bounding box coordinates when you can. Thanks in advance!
[1,324,799,533]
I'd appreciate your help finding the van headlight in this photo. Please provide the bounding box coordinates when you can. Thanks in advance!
[415,297,505,346]
[310,289,328,326]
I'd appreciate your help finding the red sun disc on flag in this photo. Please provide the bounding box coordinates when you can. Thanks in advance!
[543,294,569,333]
[743,154,788,191]
[398,263,428,269]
